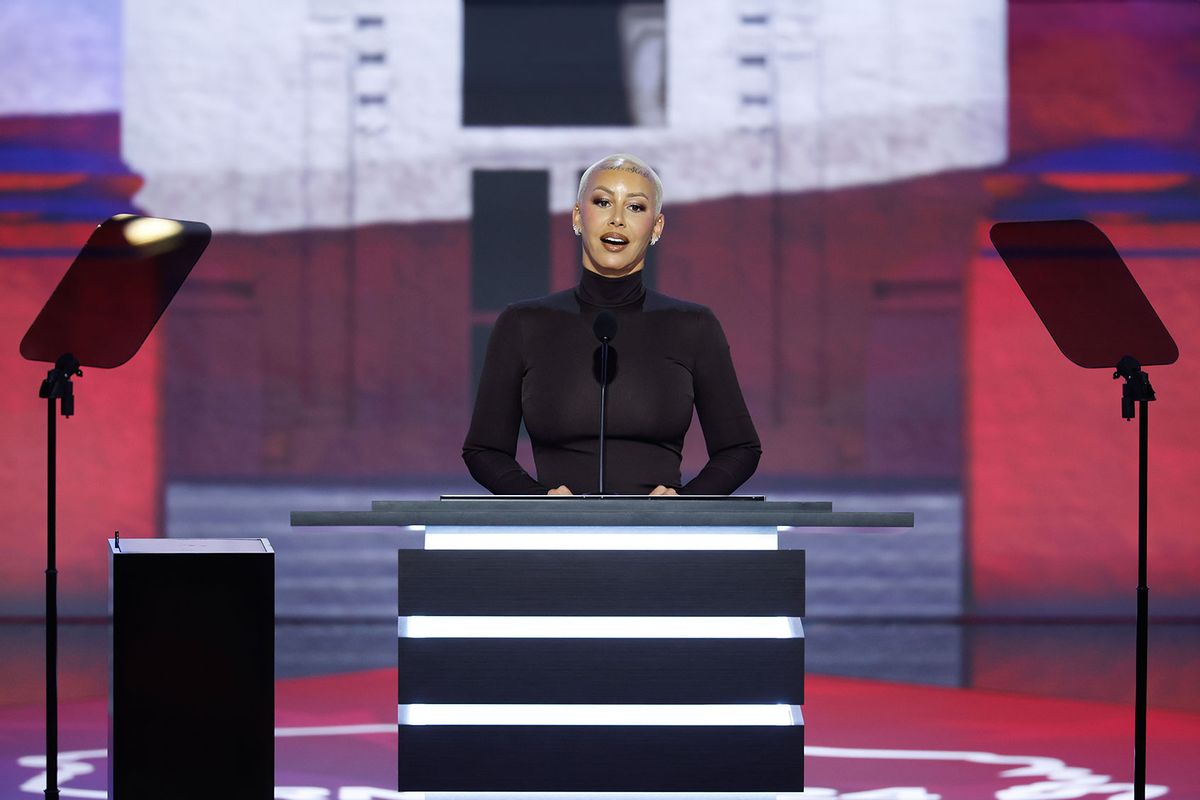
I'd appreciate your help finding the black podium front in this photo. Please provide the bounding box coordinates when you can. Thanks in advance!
[108,538,274,800]
[293,496,913,794]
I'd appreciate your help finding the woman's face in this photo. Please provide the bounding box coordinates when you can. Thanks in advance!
[573,169,665,278]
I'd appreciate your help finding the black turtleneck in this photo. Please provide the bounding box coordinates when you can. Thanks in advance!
[462,269,761,495]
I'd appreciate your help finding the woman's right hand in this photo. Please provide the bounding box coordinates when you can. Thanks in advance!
[547,485,573,495]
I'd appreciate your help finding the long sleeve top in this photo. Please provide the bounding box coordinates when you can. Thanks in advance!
[462,268,761,495]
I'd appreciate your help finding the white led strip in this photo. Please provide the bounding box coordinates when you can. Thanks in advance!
[377,795,799,800]
[412,796,801,800]
[398,616,802,639]
[423,526,778,551]
[414,795,802,800]
[399,704,802,727]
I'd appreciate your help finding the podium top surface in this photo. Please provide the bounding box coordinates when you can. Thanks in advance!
[290,497,914,529]
[108,538,272,555]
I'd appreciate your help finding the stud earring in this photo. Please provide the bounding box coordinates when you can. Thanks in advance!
[573,225,582,236]
[650,235,659,246]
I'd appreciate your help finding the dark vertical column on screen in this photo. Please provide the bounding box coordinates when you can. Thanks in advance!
[470,169,550,397]
[463,1,633,127]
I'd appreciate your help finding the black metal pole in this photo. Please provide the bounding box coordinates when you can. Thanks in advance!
[45,395,59,800]
[1134,397,1148,800]
[598,340,609,495]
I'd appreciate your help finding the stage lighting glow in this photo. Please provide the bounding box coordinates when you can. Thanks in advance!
[423,526,777,550]
[120,215,184,246]
[398,704,801,726]
[398,616,802,639]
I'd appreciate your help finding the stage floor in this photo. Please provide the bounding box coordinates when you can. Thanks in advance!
[2,668,1197,799]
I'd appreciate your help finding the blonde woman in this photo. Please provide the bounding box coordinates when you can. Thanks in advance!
[463,154,760,495]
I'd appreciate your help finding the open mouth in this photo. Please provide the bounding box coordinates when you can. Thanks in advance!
[600,234,629,251]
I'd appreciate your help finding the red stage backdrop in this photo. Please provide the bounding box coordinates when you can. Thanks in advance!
[965,2,1200,616]
[0,244,162,616]
[0,116,159,616]
[967,221,1200,616]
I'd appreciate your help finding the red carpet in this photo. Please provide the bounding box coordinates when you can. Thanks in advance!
[2,670,1196,798]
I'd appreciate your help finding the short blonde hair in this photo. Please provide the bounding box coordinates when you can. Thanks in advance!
[577,153,664,214]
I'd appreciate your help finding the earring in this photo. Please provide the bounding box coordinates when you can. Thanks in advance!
[650,235,659,246]
[573,225,582,236]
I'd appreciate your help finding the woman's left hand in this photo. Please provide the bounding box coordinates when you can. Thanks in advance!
[649,485,678,496]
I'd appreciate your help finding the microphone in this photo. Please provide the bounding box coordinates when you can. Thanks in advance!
[593,311,618,343]
[593,312,618,494]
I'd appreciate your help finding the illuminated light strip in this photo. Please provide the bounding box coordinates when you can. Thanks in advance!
[423,526,777,551]
[418,795,791,800]
[399,704,802,727]
[418,795,794,800]
[398,616,802,639]
[275,723,396,737]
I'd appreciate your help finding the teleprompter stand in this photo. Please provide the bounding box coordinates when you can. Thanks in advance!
[19,214,210,799]
[990,219,1178,800]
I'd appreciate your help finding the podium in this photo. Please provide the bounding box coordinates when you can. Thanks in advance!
[292,497,913,794]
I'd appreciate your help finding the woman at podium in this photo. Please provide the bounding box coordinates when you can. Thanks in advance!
[463,153,760,495]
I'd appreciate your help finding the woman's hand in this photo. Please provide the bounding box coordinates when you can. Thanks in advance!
[649,485,678,496]
[547,485,573,495]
